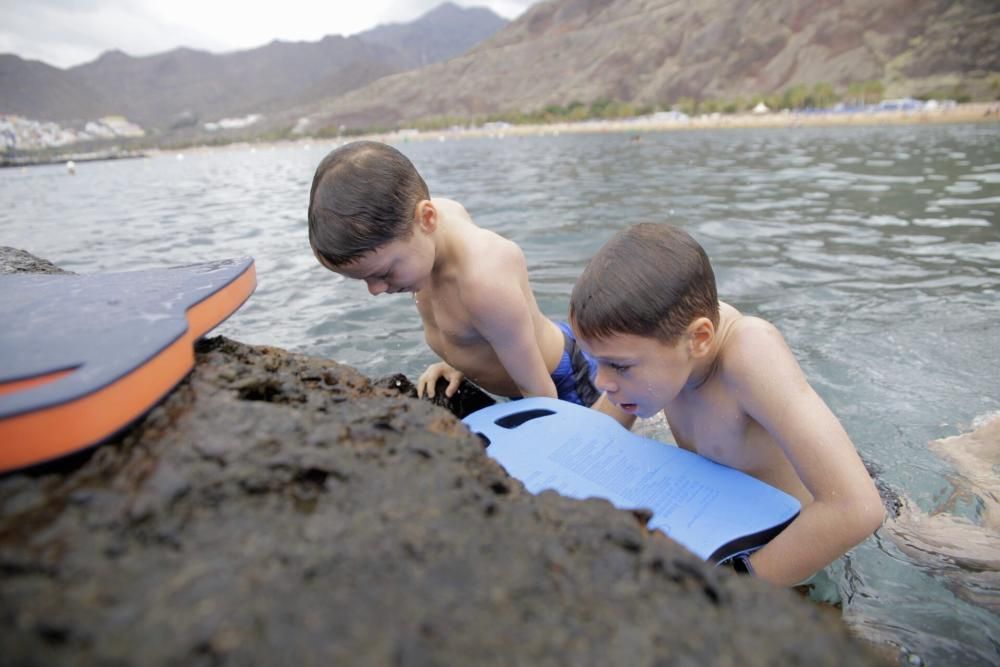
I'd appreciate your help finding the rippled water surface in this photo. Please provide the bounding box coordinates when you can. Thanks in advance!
[3,123,999,664]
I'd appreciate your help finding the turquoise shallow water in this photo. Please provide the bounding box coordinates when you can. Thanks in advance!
[3,123,999,664]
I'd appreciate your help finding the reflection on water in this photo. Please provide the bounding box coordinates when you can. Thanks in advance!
[2,123,999,664]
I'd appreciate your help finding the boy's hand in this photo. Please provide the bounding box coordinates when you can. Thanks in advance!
[417,362,464,398]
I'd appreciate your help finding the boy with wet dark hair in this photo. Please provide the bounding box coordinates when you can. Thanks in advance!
[570,223,884,585]
[309,140,429,266]
[309,141,627,420]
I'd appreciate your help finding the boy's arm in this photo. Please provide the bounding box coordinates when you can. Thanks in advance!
[725,321,884,586]
[463,277,558,400]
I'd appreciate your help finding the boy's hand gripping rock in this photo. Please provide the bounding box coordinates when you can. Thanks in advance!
[418,361,465,398]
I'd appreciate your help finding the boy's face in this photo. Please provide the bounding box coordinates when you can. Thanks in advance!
[579,331,694,418]
[331,230,435,295]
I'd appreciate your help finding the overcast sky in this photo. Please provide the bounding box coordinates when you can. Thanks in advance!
[0,0,542,69]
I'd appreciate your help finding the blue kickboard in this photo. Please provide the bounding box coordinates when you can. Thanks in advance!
[463,397,801,563]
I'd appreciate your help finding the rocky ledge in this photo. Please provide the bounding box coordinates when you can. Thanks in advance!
[0,248,879,665]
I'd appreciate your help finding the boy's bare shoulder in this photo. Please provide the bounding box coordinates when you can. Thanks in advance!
[467,228,526,276]
[729,314,783,343]
[434,198,472,221]
[716,312,811,404]
[719,313,791,374]
[459,230,527,309]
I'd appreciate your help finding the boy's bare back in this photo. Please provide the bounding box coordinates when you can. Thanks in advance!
[415,199,565,397]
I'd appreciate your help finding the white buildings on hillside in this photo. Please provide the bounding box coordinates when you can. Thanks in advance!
[0,115,145,151]
[203,114,262,132]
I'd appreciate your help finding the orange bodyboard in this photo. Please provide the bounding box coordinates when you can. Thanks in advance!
[0,257,256,472]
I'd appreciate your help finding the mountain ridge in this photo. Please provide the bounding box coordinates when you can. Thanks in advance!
[3,0,998,143]
[304,0,1000,131]
[0,2,508,130]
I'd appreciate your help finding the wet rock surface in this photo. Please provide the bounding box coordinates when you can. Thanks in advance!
[0,249,881,666]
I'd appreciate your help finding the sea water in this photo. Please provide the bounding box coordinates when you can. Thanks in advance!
[2,123,999,664]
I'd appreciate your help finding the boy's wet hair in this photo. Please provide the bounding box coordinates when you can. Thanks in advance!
[308,141,429,267]
[570,223,719,343]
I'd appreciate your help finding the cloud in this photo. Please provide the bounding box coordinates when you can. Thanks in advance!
[0,0,542,69]
[476,0,540,18]
[1,0,212,67]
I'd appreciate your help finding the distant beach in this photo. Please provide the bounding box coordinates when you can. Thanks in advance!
[178,101,1000,158]
[6,102,998,167]
[0,149,146,169]
[368,101,1000,144]
[181,101,998,155]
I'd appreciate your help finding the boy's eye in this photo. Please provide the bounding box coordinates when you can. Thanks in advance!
[609,362,630,374]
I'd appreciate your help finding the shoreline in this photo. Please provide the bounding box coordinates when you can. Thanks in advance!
[167,101,1000,157]
[385,101,1000,142]
[5,103,998,166]
[0,149,146,169]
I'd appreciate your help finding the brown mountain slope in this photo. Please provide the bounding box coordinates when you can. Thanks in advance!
[309,0,1000,130]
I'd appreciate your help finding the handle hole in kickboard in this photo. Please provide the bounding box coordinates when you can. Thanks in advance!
[494,408,555,429]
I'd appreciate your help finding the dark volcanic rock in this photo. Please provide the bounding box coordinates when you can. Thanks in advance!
[0,250,881,666]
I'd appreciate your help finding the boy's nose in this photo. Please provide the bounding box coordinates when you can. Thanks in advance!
[593,365,617,394]
[366,279,388,295]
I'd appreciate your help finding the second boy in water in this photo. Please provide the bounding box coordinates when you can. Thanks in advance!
[569,222,884,585]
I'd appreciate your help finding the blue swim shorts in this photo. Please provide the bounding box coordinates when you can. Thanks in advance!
[551,320,600,407]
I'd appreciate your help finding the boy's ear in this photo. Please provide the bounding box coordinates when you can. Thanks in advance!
[415,200,437,233]
[687,317,715,358]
